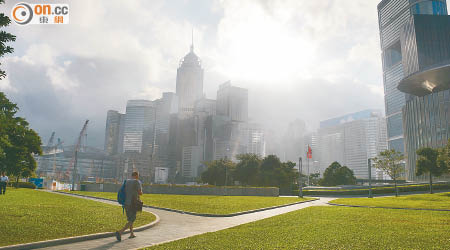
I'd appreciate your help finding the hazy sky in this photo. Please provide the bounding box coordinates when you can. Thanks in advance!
[0,0,396,147]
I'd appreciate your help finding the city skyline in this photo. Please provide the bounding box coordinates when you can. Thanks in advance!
[0,0,397,147]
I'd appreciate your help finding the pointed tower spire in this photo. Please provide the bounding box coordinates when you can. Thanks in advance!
[190,28,194,52]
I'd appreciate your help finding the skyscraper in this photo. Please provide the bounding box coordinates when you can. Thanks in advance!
[176,40,204,118]
[398,13,450,181]
[104,110,124,155]
[377,0,448,153]
[216,81,248,122]
[282,119,306,163]
[243,123,266,157]
[153,93,178,173]
[318,110,388,179]
[122,100,155,153]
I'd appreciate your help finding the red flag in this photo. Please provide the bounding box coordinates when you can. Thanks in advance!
[307,145,312,159]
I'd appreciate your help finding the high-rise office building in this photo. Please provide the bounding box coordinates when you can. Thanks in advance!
[216,81,248,122]
[194,97,216,116]
[377,0,447,153]
[176,42,204,117]
[318,110,388,179]
[122,100,155,153]
[244,123,266,157]
[152,93,178,178]
[104,110,124,155]
[181,145,203,179]
[282,119,306,163]
[397,13,450,181]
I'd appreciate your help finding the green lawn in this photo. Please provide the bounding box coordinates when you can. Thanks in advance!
[0,189,156,247]
[332,192,450,210]
[144,206,450,250]
[65,191,311,215]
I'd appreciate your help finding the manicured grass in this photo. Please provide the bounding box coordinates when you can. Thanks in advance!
[332,192,450,210]
[0,189,156,247]
[144,206,450,250]
[65,191,311,215]
[300,183,450,196]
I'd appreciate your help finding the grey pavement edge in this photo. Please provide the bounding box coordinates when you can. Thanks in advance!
[327,202,450,211]
[55,191,318,217]
[39,196,334,250]
[0,197,160,250]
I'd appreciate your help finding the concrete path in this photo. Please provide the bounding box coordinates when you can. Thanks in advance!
[40,193,334,250]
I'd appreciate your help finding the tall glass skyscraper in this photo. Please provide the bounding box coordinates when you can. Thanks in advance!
[122,100,155,153]
[377,0,447,153]
[104,110,124,155]
[398,14,450,181]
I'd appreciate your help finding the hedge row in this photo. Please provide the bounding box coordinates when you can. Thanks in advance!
[80,182,279,190]
[7,182,37,189]
[292,183,450,196]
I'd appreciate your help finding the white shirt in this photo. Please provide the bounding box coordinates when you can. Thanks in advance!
[0,176,8,182]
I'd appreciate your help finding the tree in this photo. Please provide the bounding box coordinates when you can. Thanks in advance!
[438,139,450,173]
[0,93,42,184]
[259,155,282,186]
[233,154,261,186]
[308,173,321,186]
[0,0,16,79]
[277,161,297,193]
[0,92,17,164]
[0,2,41,183]
[319,162,356,186]
[373,149,404,197]
[200,159,235,186]
[416,147,446,194]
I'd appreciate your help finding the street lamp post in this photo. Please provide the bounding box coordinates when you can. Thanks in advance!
[225,146,230,186]
[368,158,373,198]
[299,157,303,198]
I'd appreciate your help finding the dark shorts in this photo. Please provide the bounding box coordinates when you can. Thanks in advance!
[125,206,137,223]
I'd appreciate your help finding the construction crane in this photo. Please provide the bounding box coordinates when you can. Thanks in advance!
[52,138,64,179]
[47,132,55,147]
[69,120,89,191]
[40,132,56,176]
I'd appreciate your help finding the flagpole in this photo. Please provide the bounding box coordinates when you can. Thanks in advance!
[307,145,311,186]
[307,155,310,186]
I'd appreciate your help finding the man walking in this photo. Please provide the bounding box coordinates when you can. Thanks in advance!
[115,171,142,241]
[0,172,9,195]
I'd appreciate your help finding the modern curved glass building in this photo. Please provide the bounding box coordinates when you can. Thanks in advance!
[377,0,449,181]
[398,14,450,181]
[377,0,448,154]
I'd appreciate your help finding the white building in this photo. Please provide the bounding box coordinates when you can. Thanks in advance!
[318,110,388,179]
[243,123,266,157]
[181,145,203,178]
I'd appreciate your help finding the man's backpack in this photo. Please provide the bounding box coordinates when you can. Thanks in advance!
[117,180,127,212]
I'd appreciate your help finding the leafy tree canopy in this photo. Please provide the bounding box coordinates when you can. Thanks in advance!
[416,147,445,177]
[0,92,42,180]
[0,0,16,79]
[438,139,450,173]
[373,149,404,181]
[319,161,356,186]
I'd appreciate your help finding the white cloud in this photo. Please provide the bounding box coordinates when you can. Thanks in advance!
[0,0,386,146]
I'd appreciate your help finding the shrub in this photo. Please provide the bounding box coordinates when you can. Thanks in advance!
[9,182,37,189]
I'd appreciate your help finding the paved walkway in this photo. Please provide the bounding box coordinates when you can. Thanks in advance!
[40,193,334,250]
